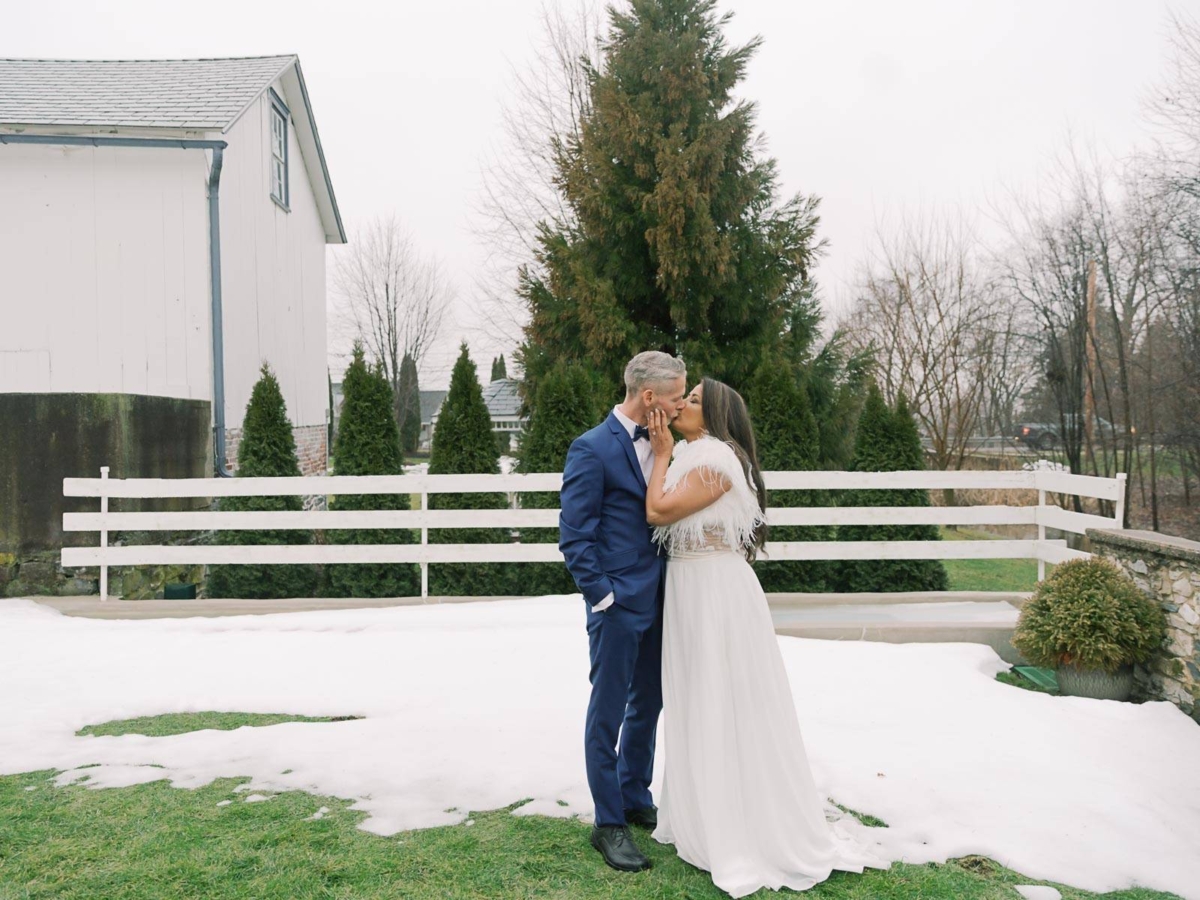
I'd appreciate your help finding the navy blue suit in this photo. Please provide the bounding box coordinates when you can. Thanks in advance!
[560,411,665,828]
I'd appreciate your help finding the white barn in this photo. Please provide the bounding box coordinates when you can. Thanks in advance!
[0,56,344,559]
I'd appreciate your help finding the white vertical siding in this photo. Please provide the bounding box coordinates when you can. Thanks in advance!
[0,140,212,400]
[218,80,328,431]
[0,90,330,434]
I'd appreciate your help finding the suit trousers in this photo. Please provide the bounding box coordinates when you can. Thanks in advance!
[584,596,664,827]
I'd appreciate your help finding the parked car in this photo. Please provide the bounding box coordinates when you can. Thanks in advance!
[1013,416,1117,451]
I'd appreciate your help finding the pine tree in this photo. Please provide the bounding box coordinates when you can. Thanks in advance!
[324,344,420,598]
[428,344,524,595]
[205,364,318,599]
[397,352,421,455]
[517,0,823,402]
[517,363,605,594]
[834,384,949,592]
[746,359,831,592]
[490,355,508,382]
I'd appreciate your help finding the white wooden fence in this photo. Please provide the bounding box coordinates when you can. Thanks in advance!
[62,468,1126,600]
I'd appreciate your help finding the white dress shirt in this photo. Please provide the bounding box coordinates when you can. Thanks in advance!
[591,405,654,613]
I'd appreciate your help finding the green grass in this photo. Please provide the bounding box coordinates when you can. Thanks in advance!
[0,713,1181,900]
[77,712,361,739]
[830,801,888,828]
[939,527,1040,593]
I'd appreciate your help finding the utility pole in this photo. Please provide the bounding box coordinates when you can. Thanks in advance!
[1084,260,1097,477]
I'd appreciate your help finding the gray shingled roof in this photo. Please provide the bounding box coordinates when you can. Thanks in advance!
[419,390,448,425]
[0,56,296,129]
[482,379,525,419]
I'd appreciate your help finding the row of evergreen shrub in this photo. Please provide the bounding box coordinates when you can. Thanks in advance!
[206,350,946,598]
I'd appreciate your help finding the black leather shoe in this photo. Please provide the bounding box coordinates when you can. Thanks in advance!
[624,805,658,829]
[590,825,652,872]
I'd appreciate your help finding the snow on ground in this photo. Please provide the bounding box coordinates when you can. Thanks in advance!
[1,596,1197,898]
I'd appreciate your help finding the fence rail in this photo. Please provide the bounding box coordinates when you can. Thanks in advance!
[62,467,1126,600]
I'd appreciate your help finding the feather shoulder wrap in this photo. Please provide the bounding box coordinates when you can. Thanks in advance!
[651,436,766,555]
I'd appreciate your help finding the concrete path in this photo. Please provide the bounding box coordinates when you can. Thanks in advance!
[10,591,1029,664]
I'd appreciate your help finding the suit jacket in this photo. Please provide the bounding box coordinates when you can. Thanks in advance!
[559,411,664,613]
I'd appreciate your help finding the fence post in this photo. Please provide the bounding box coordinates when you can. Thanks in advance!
[420,490,429,600]
[99,466,110,601]
[1114,472,1127,528]
[1036,482,1046,583]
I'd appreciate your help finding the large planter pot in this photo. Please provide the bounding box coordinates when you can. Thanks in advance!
[1055,663,1135,701]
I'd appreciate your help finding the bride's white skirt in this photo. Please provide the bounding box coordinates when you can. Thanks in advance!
[653,550,890,898]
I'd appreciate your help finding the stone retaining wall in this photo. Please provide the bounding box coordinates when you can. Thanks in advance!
[1088,528,1200,723]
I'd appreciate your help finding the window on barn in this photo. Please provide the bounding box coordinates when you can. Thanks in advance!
[269,91,289,209]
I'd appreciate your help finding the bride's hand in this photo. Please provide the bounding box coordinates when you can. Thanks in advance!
[648,409,674,459]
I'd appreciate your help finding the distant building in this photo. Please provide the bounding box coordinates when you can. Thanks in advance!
[428,379,527,452]
[0,54,344,563]
[419,389,449,452]
[481,379,526,451]
[331,380,345,438]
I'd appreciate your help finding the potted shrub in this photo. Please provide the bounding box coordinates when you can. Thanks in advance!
[1012,557,1167,701]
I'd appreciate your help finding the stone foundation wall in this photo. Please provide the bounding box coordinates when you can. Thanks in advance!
[1087,528,1200,723]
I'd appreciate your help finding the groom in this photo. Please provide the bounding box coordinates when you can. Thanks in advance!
[559,350,687,872]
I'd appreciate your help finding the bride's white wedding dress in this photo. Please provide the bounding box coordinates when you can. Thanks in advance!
[651,436,890,898]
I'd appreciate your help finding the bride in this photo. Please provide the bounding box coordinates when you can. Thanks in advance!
[643,377,889,898]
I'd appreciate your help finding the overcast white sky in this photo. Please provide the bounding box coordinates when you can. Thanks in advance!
[3,0,1179,388]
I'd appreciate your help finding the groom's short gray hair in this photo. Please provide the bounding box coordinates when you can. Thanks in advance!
[624,351,686,396]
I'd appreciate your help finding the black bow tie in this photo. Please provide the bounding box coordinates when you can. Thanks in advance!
[633,424,650,442]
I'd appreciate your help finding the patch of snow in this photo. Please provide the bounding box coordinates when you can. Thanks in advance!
[1015,887,1062,900]
[243,793,271,803]
[0,596,1197,898]
[54,765,168,789]
[306,805,330,820]
[216,799,232,807]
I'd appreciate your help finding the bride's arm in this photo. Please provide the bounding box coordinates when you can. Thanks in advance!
[645,409,732,527]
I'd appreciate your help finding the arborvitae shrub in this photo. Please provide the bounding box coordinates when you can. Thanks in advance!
[746,361,832,592]
[518,363,605,595]
[324,344,420,598]
[206,364,318,599]
[428,344,525,595]
[833,385,949,592]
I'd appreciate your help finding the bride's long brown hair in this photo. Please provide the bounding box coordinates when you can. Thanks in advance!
[699,377,769,560]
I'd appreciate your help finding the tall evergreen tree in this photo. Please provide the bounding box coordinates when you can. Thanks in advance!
[517,0,823,401]
[517,363,605,594]
[746,359,831,592]
[428,344,524,595]
[397,352,421,455]
[834,384,949,592]
[491,354,508,382]
[325,344,420,598]
[206,364,318,599]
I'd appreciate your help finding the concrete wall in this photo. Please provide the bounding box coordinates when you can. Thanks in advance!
[0,392,211,557]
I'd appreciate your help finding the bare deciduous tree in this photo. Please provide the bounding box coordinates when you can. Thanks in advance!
[331,215,451,431]
[842,214,1003,479]
[470,0,604,353]
[998,145,1160,505]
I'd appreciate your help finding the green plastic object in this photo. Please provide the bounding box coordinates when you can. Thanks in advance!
[164,583,197,601]
[1014,666,1059,690]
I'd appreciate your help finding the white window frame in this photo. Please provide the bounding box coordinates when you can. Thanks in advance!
[269,89,290,210]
